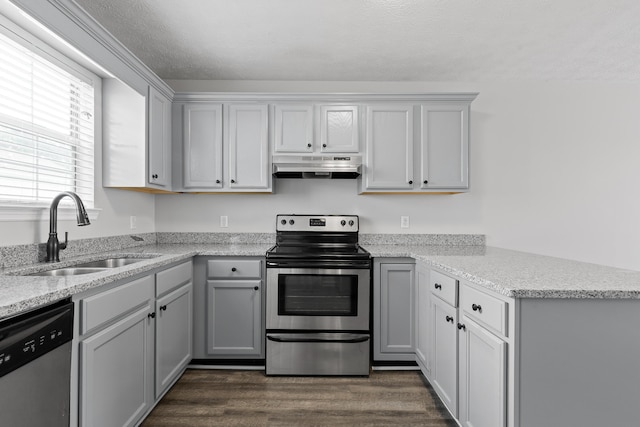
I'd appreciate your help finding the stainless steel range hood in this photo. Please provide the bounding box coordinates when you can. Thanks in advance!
[272,155,362,179]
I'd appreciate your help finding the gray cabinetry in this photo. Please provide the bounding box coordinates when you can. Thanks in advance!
[154,261,193,399]
[363,104,415,191]
[420,102,469,189]
[206,279,262,356]
[78,275,155,427]
[458,314,506,427]
[176,102,271,192]
[414,261,431,378]
[102,80,172,191]
[273,104,314,153]
[75,260,193,427]
[148,85,172,188]
[373,258,415,361]
[424,268,509,426]
[457,282,508,427]
[319,105,360,153]
[193,256,265,359]
[227,104,270,190]
[361,95,476,194]
[181,103,224,189]
[430,290,458,417]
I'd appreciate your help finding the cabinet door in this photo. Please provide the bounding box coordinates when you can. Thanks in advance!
[458,315,506,427]
[273,104,314,153]
[148,86,171,187]
[414,263,431,378]
[227,104,270,190]
[376,263,415,360]
[319,105,359,153]
[420,103,469,189]
[364,104,414,190]
[155,282,193,399]
[430,296,458,417]
[80,305,154,427]
[206,279,262,357]
[183,103,223,188]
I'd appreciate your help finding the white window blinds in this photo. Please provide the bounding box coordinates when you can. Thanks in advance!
[0,30,95,207]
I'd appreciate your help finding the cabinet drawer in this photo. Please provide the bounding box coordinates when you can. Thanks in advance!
[460,284,508,337]
[156,260,192,296]
[81,275,153,335]
[208,259,262,279]
[430,270,458,307]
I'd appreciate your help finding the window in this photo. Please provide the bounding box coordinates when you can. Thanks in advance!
[0,26,95,208]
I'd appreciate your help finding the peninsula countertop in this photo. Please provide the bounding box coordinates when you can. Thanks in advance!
[2,243,640,319]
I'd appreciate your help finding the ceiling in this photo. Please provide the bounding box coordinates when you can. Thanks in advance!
[73,0,640,82]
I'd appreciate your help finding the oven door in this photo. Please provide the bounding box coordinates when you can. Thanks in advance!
[266,267,370,331]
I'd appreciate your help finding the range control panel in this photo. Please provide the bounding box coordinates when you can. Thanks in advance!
[276,215,359,232]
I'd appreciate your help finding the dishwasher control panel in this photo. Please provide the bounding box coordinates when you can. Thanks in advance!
[0,299,73,378]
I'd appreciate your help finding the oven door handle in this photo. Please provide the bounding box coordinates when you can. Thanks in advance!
[267,333,370,344]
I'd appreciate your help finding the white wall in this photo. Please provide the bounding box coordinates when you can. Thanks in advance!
[162,80,640,271]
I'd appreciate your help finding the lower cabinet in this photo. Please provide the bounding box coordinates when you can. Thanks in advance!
[373,259,415,361]
[192,256,265,360]
[80,302,154,427]
[414,262,431,377]
[155,281,193,399]
[206,279,262,356]
[75,260,193,427]
[430,295,459,417]
[415,266,510,427]
[458,315,506,427]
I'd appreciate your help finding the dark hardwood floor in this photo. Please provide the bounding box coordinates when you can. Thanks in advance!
[142,369,457,426]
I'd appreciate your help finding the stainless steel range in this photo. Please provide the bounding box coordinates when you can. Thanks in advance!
[265,214,372,376]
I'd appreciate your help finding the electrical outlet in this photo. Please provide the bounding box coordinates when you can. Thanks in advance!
[400,216,410,228]
[220,215,228,228]
[130,216,137,230]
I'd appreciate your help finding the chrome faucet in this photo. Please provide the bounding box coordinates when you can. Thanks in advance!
[45,191,91,262]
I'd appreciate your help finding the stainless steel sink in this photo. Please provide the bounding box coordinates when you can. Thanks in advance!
[73,257,150,268]
[28,255,158,276]
[30,267,108,276]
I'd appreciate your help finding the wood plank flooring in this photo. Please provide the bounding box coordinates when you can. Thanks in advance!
[142,369,457,426]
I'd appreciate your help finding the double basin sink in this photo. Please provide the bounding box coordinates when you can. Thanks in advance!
[30,256,158,276]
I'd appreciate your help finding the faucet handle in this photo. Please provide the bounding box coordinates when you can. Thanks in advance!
[60,231,68,250]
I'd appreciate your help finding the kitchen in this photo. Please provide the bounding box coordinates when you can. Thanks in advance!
[0,1,639,427]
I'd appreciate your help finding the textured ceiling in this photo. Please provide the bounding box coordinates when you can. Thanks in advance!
[73,0,640,81]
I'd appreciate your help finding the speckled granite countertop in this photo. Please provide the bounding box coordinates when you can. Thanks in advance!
[0,244,271,319]
[367,245,640,300]
[2,242,640,320]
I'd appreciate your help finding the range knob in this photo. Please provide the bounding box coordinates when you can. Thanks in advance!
[280,219,287,225]
[289,219,295,225]
[340,220,346,226]
[348,220,355,226]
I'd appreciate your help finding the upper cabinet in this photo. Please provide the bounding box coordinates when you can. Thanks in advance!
[273,104,314,153]
[182,103,223,189]
[174,101,271,193]
[360,95,476,194]
[102,80,173,192]
[148,86,172,187]
[173,93,476,195]
[319,105,360,153]
[227,104,270,190]
[273,103,360,154]
[363,104,415,190]
[420,103,469,190]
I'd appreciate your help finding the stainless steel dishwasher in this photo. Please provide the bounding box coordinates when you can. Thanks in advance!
[0,298,74,427]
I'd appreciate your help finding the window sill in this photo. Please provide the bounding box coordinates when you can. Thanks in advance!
[0,204,101,222]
